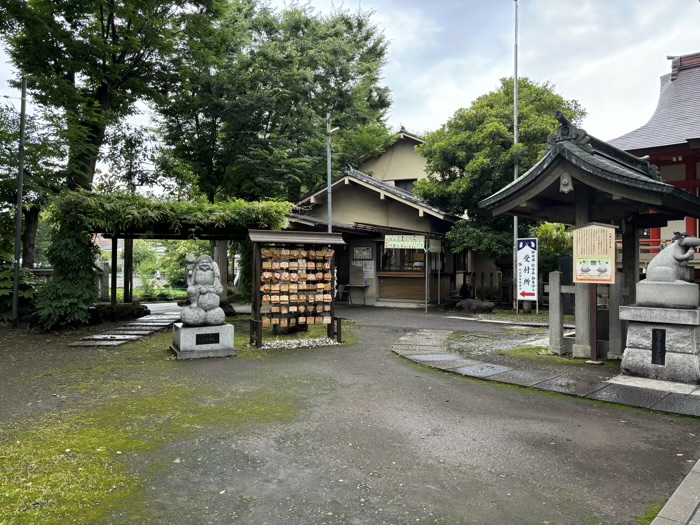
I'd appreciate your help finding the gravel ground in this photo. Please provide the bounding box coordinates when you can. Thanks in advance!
[2,315,699,524]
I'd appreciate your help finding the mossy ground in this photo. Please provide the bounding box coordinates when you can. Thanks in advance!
[0,321,352,525]
[500,345,620,371]
[476,308,575,324]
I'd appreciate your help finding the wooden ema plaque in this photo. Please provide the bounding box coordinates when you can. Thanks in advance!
[260,248,335,330]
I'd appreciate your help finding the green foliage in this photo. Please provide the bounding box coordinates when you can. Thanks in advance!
[48,190,292,238]
[0,257,38,321]
[529,222,573,274]
[156,1,392,202]
[415,77,586,258]
[36,226,100,329]
[159,239,210,288]
[1,0,227,189]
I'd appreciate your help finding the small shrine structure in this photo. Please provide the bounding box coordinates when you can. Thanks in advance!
[480,112,700,359]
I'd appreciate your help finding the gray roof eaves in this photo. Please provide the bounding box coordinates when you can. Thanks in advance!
[479,140,700,215]
[609,67,700,151]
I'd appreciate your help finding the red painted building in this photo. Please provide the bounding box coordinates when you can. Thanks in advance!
[610,51,700,252]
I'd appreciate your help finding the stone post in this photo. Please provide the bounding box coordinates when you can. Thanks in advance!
[607,272,624,359]
[549,271,565,355]
[101,261,110,301]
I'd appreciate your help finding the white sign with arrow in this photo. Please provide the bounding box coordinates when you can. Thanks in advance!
[516,238,538,301]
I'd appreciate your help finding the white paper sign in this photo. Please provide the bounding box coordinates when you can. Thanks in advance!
[362,261,375,279]
[516,238,538,300]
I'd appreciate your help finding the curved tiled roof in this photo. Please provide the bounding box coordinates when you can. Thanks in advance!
[610,56,700,151]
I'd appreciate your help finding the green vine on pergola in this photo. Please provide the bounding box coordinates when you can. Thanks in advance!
[37,190,293,330]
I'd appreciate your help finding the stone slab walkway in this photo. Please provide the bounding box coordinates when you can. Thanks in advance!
[68,313,181,347]
[392,329,700,417]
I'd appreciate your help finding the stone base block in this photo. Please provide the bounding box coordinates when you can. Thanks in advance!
[171,323,236,360]
[636,280,699,309]
[621,347,700,384]
[620,306,700,326]
[627,323,699,354]
[572,343,591,359]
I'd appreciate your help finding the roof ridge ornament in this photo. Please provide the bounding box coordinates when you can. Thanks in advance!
[546,110,593,153]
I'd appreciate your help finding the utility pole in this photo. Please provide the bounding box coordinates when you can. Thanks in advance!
[513,0,520,313]
[12,78,27,325]
[326,113,339,233]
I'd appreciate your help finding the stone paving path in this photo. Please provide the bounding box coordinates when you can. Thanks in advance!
[68,313,181,347]
[392,329,700,418]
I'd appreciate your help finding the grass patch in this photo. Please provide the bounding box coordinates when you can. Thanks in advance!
[0,330,302,524]
[0,384,296,525]
[500,345,620,371]
[634,502,665,525]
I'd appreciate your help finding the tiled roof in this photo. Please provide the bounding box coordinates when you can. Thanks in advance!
[609,53,700,151]
[297,167,459,222]
[480,113,700,222]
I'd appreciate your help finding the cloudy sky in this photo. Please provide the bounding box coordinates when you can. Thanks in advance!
[1,0,699,142]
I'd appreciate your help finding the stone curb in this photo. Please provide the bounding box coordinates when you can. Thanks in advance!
[445,315,575,329]
[651,459,700,525]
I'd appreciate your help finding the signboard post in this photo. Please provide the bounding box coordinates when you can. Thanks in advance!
[516,238,538,314]
[573,223,617,363]
[573,223,616,284]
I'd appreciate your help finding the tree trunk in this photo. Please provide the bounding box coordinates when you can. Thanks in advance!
[67,120,108,190]
[22,205,40,268]
[67,85,112,190]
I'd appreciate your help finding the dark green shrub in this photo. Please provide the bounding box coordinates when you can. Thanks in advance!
[36,226,100,329]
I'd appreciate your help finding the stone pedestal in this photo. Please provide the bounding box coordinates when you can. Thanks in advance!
[619,306,700,384]
[170,323,236,360]
[636,280,699,309]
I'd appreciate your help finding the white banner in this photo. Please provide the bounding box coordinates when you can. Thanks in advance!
[384,235,425,250]
[516,238,538,301]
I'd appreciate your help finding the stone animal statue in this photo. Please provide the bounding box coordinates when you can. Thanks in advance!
[645,232,700,283]
[180,254,225,326]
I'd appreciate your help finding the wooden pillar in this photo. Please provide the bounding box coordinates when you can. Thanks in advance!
[622,218,640,306]
[608,272,624,359]
[573,184,593,359]
[110,236,118,309]
[686,154,698,237]
[123,238,133,303]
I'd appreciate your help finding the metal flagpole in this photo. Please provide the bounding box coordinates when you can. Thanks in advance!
[512,0,519,314]
[11,78,27,325]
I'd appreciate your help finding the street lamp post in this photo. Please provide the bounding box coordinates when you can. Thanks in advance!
[512,0,520,313]
[11,78,27,325]
[326,113,339,233]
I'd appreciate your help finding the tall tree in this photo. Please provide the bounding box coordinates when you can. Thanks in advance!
[415,77,586,259]
[1,0,226,190]
[0,104,65,267]
[156,1,392,202]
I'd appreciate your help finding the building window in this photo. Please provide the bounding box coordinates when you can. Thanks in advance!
[380,247,424,272]
[393,179,417,193]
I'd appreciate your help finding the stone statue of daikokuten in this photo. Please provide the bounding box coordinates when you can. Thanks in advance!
[180,253,226,326]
